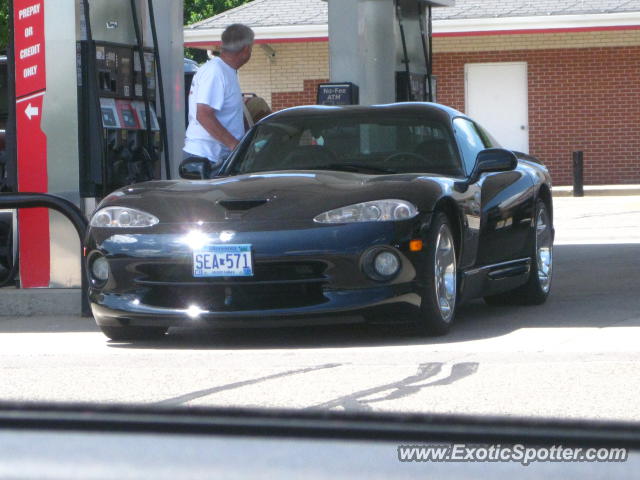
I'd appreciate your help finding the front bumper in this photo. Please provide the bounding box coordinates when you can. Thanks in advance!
[90,285,422,328]
[86,218,429,328]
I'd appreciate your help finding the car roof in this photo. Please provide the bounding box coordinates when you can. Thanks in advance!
[183,58,198,73]
[264,102,465,122]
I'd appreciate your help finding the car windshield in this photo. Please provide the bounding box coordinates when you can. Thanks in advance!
[229,113,464,176]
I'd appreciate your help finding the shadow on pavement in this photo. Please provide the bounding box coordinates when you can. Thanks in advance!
[105,244,640,350]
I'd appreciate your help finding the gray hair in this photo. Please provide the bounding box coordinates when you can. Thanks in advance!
[221,24,255,53]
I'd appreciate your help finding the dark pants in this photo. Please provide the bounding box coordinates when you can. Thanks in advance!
[180,154,219,179]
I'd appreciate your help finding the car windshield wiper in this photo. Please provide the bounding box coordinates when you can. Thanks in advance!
[310,163,396,174]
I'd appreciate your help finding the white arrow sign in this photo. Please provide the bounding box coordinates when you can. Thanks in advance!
[25,103,39,120]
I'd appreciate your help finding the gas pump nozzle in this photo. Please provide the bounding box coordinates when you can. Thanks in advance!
[126,132,154,184]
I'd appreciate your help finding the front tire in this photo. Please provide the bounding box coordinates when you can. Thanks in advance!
[99,325,168,341]
[484,199,553,306]
[414,212,457,336]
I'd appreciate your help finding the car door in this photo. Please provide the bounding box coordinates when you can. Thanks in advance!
[453,117,535,267]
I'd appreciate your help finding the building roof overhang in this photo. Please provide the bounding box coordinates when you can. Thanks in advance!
[184,12,640,48]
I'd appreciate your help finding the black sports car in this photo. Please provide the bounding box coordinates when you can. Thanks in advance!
[85,103,554,340]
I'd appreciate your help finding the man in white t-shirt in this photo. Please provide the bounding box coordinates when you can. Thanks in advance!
[183,24,254,167]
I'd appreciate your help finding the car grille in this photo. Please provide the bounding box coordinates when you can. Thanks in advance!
[142,282,327,311]
[135,260,326,285]
[135,260,329,311]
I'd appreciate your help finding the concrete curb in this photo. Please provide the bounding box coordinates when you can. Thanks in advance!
[0,288,82,317]
[553,185,640,197]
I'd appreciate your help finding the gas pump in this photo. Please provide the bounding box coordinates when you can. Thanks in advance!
[77,0,167,202]
[4,0,184,294]
[325,0,453,106]
[394,0,436,102]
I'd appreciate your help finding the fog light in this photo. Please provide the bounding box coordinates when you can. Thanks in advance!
[374,251,400,277]
[91,255,109,283]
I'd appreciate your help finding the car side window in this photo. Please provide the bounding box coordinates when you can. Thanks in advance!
[475,123,501,149]
[453,118,486,175]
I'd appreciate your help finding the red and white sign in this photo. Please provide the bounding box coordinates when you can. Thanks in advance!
[13,1,46,98]
[13,0,49,287]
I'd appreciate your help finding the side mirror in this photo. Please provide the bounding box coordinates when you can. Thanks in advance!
[475,148,518,175]
[455,149,518,192]
[179,157,214,180]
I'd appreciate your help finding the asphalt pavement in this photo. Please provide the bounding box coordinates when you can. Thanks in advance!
[1,196,639,420]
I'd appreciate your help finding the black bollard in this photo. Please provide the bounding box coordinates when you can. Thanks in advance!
[572,151,584,197]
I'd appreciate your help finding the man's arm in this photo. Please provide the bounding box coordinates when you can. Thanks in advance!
[196,103,240,151]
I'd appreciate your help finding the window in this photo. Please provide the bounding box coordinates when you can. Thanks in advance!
[231,114,464,176]
[475,123,501,149]
[453,118,486,175]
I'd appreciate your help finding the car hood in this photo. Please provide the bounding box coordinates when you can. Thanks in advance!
[99,171,452,224]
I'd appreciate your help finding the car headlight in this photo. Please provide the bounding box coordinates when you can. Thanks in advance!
[90,207,159,228]
[313,200,418,224]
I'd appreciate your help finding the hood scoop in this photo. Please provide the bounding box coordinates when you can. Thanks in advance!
[218,199,269,219]
[218,199,268,211]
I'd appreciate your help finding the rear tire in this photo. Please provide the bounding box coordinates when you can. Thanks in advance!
[484,199,553,306]
[99,325,168,341]
[414,212,457,336]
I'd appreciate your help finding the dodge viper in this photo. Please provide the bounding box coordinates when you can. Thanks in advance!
[85,103,554,340]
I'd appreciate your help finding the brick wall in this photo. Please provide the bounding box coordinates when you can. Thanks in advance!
[271,78,328,111]
[434,46,640,185]
[239,41,329,108]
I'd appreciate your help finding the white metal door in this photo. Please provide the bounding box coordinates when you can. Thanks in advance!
[465,62,529,153]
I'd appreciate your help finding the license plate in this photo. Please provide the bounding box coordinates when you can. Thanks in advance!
[193,245,253,277]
